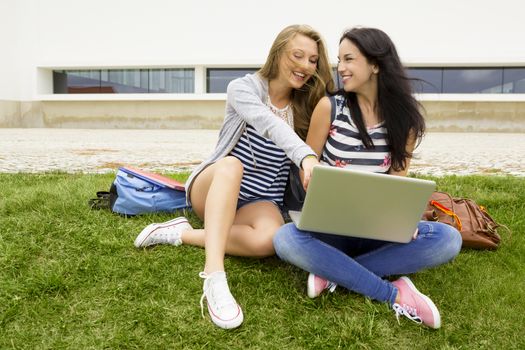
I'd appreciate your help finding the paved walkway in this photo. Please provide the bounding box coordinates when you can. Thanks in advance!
[0,129,524,176]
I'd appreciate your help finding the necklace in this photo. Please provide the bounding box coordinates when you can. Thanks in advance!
[266,95,294,127]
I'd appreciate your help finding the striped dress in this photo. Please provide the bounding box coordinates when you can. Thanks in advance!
[229,103,293,207]
[321,94,391,173]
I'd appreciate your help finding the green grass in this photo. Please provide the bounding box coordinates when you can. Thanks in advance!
[0,173,524,349]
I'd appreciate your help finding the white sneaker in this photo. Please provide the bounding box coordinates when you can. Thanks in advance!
[199,271,244,329]
[134,217,192,248]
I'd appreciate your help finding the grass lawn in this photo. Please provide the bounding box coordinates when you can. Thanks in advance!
[0,172,523,349]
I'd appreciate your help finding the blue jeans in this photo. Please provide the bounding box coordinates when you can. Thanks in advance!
[273,221,462,305]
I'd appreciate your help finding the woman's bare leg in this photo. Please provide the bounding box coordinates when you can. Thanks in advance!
[190,156,244,273]
[181,201,283,257]
[188,157,284,271]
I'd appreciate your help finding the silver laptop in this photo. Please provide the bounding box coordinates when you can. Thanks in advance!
[288,166,436,243]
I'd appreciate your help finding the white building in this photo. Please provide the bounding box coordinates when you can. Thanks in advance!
[1,0,524,131]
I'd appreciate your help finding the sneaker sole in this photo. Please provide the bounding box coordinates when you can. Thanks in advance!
[133,217,189,248]
[307,273,318,299]
[400,276,441,329]
[207,304,244,329]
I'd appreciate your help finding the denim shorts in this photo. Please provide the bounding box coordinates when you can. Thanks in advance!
[236,198,286,217]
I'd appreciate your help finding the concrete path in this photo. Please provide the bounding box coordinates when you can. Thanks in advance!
[0,129,524,176]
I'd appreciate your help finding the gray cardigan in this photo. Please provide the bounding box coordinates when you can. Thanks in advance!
[185,73,315,205]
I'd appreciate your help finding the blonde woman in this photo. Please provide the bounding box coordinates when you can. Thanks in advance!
[134,24,334,329]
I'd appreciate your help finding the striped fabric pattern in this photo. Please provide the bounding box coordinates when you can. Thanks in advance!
[321,94,391,173]
[229,124,291,206]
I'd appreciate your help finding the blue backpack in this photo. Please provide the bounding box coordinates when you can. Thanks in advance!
[89,166,190,216]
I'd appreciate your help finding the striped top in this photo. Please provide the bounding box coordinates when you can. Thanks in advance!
[229,124,292,206]
[321,94,391,173]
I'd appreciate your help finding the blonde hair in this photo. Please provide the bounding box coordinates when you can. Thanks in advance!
[259,24,334,140]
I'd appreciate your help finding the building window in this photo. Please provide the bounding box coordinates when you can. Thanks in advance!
[503,68,525,93]
[442,68,503,93]
[53,68,194,93]
[103,69,149,93]
[53,67,525,95]
[408,68,443,93]
[333,67,342,90]
[53,70,102,93]
[406,67,525,94]
[206,68,258,93]
[149,69,194,93]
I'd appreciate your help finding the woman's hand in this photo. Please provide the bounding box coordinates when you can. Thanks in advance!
[301,156,320,190]
[412,228,419,240]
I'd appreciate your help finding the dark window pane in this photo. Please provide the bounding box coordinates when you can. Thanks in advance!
[443,68,503,93]
[333,67,343,90]
[102,69,149,93]
[408,68,442,93]
[52,70,101,93]
[150,69,194,93]
[503,68,525,93]
[52,68,194,94]
[53,71,69,93]
[207,68,258,93]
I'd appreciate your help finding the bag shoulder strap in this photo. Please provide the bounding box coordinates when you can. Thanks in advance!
[89,191,111,210]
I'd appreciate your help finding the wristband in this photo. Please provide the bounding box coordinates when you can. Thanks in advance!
[301,154,317,169]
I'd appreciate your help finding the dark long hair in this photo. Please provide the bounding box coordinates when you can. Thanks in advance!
[339,27,425,171]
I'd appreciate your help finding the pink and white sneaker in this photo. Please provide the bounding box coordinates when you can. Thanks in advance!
[391,276,441,329]
[134,217,192,248]
[307,273,337,299]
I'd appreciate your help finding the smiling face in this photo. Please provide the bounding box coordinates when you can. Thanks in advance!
[276,33,319,90]
[337,38,378,94]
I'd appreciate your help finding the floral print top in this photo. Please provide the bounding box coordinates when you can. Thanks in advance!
[321,94,391,174]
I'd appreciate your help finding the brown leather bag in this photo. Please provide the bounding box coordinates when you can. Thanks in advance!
[422,191,507,250]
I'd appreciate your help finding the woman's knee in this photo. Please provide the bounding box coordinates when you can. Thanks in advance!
[273,224,317,270]
[243,226,277,258]
[429,222,463,260]
[215,156,243,182]
[255,234,276,257]
[189,157,243,218]
[273,223,300,258]
[444,224,463,258]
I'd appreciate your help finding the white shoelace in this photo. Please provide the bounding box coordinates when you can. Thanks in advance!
[392,303,422,325]
[148,225,183,246]
[326,281,337,293]
[153,231,182,246]
[199,271,237,318]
